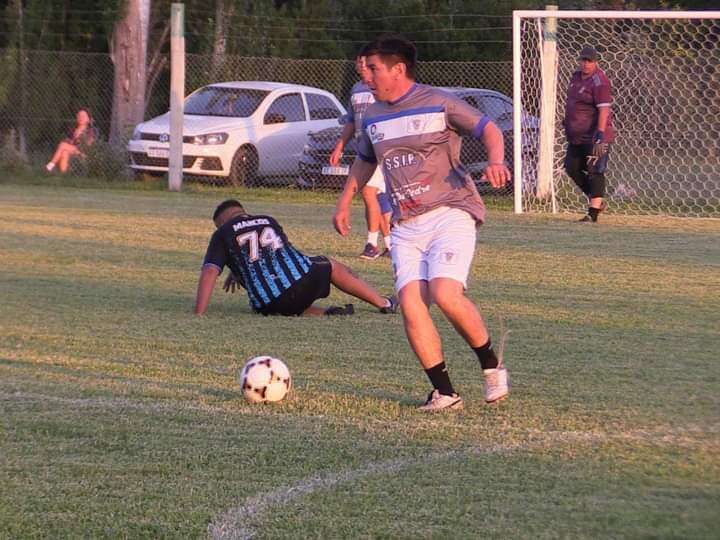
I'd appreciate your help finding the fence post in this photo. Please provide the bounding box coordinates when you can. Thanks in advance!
[168,3,185,192]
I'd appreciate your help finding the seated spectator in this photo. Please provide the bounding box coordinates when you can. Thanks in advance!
[45,108,97,173]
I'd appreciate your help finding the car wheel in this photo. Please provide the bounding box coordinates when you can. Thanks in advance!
[296,173,318,190]
[228,146,258,187]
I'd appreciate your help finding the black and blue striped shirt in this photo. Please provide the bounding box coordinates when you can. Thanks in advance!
[203,214,313,311]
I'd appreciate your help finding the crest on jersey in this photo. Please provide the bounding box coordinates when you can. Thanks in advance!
[406,117,425,134]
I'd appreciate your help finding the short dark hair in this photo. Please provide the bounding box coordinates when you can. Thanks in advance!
[213,199,245,221]
[356,43,371,59]
[363,35,417,79]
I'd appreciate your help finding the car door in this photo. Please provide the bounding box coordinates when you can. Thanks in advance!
[258,92,308,175]
[305,92,344,130]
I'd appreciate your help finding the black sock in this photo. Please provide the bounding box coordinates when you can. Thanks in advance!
[473,340,498,370]
[424,362,456,396]
[588,207,600,222]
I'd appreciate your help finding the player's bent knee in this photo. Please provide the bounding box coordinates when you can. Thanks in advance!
[429,279,465,308]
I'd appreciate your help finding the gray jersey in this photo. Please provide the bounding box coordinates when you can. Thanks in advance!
[357,84,490,224]
[346,81,375,140]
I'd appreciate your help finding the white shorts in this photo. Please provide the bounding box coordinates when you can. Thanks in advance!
[391,206,477,293]
[365,166,385,193]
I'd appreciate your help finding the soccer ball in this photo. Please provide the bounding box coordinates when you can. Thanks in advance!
[239,356,292,404]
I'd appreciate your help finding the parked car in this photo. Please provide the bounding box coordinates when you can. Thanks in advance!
[128,81,347,186]
[297,87,538,192]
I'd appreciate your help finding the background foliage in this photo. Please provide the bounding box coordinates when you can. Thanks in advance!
[2,1,717,59]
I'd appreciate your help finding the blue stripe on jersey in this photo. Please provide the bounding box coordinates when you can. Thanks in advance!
[362,105,445,130]
[280,247,302,280]
[234,258,261,309]
[473,116,490,138]
[269,251,292,290]
[247,264,271,305]
[291,247,311,273]
[257,259,281,299]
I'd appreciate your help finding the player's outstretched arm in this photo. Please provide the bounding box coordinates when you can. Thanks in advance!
[481,122,511,188]
[333,158,375,236]
[194,264,221,315]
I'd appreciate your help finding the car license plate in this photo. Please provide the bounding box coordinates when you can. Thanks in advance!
[321,165,349,176]
[147,147,169,159]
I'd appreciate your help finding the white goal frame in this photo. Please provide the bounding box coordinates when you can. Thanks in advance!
[512,10,720,216]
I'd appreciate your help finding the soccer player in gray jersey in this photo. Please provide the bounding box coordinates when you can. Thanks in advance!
[331,51,392,259]
[333,35,512,411]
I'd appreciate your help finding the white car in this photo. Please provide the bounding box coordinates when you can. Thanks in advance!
[128,81,347,186]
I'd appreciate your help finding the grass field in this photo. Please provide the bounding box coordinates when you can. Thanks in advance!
[1,183,719,539]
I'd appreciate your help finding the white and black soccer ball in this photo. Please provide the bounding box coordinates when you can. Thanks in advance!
[239,356,292,404]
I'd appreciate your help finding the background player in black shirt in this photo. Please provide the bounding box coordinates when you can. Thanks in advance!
[194,200,398,317]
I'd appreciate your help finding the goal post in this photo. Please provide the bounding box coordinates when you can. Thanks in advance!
[513,10,720,217]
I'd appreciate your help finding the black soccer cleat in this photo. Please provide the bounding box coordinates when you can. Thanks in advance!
[324,304,355,316]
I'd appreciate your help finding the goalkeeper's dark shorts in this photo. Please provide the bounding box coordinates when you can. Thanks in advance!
[566,142,611,174]
[256,256,332,316]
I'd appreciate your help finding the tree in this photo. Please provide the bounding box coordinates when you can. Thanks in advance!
[109,0,150,144]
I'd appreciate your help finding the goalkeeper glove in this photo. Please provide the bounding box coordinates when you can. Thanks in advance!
[592,131,608,158]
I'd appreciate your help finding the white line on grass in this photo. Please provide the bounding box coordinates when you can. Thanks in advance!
[207,425,719,540]
[207,443,518,540]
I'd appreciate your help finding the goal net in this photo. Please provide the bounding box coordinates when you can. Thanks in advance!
[513,10,720,217]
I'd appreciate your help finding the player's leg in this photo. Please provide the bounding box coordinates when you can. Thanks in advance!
[586,146,611,222]
[425,209,509,403]
[360,185,382,259]
[327,258,395,311]
[393,218,462,410]
[429,279,509,403]
[430,278,488,345]
[399,280,463,411]
[564,144,591,196]
[359,167,387,259]
[377,191,392,256]
[398,280,441,367]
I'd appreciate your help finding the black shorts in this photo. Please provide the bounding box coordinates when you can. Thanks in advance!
[257,256,332,316]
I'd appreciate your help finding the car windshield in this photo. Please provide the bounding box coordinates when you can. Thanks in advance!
[184,87,269,117]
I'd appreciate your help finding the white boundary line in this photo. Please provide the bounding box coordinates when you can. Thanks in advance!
[208,443,519,540]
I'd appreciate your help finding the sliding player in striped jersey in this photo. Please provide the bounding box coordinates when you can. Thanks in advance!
[195,199,398,317]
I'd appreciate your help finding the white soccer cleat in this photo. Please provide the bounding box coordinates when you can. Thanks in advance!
[45,162,55,172]
[483,366,509,403]
[418,389,464,412]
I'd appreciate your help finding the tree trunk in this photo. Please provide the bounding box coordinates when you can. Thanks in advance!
[109,0,150,145]
[14,0,27,158]
[211,0,234,81]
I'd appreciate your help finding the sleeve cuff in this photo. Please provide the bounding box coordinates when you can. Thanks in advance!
[473,116,491,138]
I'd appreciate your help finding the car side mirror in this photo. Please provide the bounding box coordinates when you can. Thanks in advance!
[264,112,286,125]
